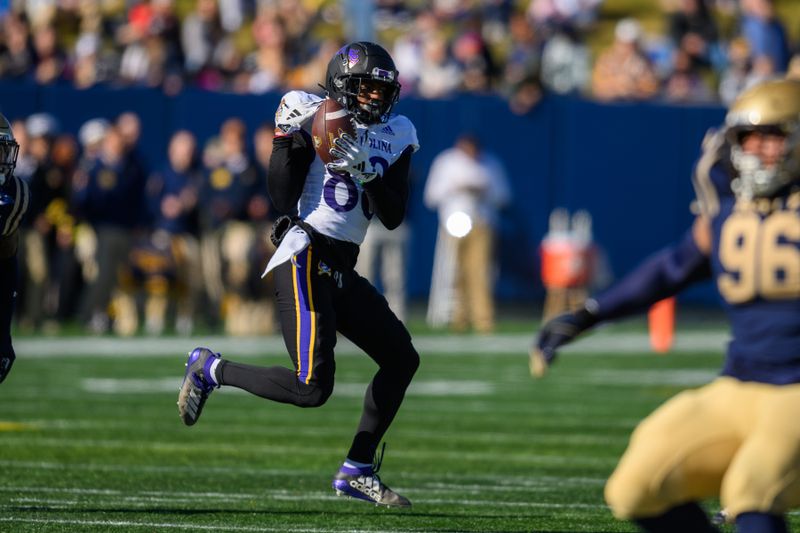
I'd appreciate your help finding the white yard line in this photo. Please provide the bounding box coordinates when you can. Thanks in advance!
[0,476,606,502]
[0,459,310,476]
[4,492,609,510]
[6,492,602,509]
[0,461,607,485]
[3,419,625,446]
[79,378,495,397]
[14,331,730,358]
[559,369,719,387]
[412,498,605,509]
[0,439,617,467]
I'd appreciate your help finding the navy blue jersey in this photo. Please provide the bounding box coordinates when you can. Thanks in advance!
[696,156,800,385]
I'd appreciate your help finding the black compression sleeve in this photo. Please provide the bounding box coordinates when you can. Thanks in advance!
[362,147,412,230]
[268,131,315,214]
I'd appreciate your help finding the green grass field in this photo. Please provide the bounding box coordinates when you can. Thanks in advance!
[1,328,797,532]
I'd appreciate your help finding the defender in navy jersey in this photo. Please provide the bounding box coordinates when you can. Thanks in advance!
[0,114,29,383]
[178,42,420,507]
[533,78,800,532]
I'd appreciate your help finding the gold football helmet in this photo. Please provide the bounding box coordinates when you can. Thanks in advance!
[725,79,800,199]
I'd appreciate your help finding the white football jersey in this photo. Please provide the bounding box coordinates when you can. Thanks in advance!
[279,90,420,245]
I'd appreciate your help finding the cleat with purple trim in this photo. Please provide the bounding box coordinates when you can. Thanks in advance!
[332,465,411,508]
[177,347,220,426]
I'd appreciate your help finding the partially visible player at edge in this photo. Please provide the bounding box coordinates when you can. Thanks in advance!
[0,114,29,384]
[178,42,420,507]
[533,78,800,533]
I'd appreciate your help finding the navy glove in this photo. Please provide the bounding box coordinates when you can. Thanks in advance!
[530,305,598,378]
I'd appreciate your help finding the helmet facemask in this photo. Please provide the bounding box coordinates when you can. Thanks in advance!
[339,74,400,124]
[728,124,798,200]
[723,79,800,200]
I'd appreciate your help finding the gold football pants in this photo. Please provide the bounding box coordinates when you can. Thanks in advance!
[605,377,800,519]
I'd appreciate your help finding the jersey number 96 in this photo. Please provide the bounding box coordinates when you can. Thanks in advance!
[718,209,800,303]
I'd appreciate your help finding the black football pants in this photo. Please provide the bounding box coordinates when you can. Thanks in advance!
[219,243,420,464]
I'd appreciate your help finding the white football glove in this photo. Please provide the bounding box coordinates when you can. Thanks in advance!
[274,97,317,135]
[327,133,377,185]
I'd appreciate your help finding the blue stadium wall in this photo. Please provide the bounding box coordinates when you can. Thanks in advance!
[0,83,726,306]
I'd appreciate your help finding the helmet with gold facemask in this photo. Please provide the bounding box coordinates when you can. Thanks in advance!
[724,79,800,199]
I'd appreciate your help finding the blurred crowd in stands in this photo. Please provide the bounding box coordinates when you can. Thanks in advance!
[0,0,798,109]
[5,0,800,336]
[14,110,277,336]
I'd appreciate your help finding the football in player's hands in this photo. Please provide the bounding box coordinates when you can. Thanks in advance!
[311,98,356,164]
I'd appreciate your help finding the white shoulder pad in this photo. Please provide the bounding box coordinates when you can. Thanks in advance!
[385,114,420,153]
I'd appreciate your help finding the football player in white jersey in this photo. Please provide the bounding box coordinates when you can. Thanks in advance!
[0,114,29,383]
[178,42,420,507]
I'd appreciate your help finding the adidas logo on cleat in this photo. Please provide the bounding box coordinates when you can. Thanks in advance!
[332,470,411,507]
[349,478,381,502]
[177,347,220,426]
[331,444,410,507]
